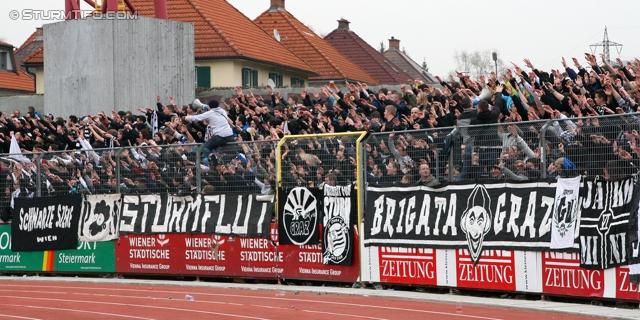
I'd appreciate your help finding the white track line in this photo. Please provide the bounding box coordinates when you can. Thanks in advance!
[1,284,503,320]
[0,303,153,320]
[0,314,41,320]
[2,295,269,320]
[302,310,388,320]
[250,305,291,311]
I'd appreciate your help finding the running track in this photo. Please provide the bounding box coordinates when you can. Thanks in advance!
[0,279,622,320]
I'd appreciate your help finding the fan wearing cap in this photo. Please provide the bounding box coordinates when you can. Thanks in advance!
[184,100,234,158]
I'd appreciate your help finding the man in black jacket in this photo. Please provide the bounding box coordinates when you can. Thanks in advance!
[470,84,505,125]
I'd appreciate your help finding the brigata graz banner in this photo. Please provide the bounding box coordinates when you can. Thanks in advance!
[364,182,564,264]
[119,194,273,237]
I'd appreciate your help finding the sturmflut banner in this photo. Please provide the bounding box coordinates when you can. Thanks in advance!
[119,194,273,237]
[12,195,82,251]
[364,182,564,264]
[79,194,122,242]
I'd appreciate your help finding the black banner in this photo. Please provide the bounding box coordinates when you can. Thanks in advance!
[629,178,640,266]
[119,194,273,237]
[12,195,82,251]
[579,177,634,269]
[322,185,355,265]
[364,182,564,264]
[278,187,320,245]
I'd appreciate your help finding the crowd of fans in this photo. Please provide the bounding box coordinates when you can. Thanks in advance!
[1,52,640,219]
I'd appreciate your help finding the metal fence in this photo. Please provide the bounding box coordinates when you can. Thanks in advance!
[1,113,638,200]
[276,133,366,189]
[363,127,457,186]
[361,113,640,186]
[0,139,279,198]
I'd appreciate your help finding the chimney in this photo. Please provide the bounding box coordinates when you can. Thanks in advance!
[388,37,400,50]
[337,18,350,30]
[35,27,44,41]
[270,0,285,11]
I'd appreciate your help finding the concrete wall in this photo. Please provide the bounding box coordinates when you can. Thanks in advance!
[44,16,194,116]
[0,94,44,115]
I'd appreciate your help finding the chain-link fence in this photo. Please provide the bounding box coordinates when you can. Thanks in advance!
[277,133,365,189]
[201,138,279,195]
[0,113,638,201]
[542,113,640,180]
[453,119,549,183]
[364,127,456,186]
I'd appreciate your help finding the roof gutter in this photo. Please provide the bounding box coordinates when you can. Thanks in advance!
[23,65,37,93]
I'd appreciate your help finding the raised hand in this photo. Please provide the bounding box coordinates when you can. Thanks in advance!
[572,57,582,69]
[523,59,534,69]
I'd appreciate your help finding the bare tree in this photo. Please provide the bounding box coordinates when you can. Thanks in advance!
[378,41,386,54]
[453,49,506,79]
[402,47,409,57]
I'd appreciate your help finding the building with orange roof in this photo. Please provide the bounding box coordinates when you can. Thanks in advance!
[15,28,43,76]
[253,0,378,85]
[0,41,35,96]
[22,47,44,94]
[17,0,318,94]
[131,0,317,89]
[324,19,411,86]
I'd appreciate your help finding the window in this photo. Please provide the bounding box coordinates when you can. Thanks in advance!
[242,68,258,88]
[291,77,305,87]
[0,52,7,70]
[195,66,211,89]
[269,72,283,87]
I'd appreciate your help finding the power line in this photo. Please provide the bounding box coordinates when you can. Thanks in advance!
[590,26,623,64]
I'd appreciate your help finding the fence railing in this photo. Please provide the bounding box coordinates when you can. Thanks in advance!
[1,113,638,198]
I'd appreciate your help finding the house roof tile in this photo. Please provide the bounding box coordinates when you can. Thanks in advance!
[23,47,43,64]
[254,9,378,84]
[0,41,35,92]
[383,49,437,84]
[130,0,316,75]
[324,24,411,85]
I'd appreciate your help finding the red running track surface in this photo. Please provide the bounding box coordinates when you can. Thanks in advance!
[0,280,605,320]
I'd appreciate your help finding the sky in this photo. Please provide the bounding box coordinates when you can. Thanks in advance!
[1,0,639,77]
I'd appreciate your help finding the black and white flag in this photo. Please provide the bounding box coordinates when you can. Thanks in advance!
[626,178,640,282]
[579,177,634,269]
[364,182,564,264]
[550,177,581,249]
[119,194,273,237]
[12,195,82,251]
[79,194,122,242]
[322,185,355,265]
[278,187,320,245]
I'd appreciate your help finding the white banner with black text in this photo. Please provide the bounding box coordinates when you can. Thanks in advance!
[119,194,273,237]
